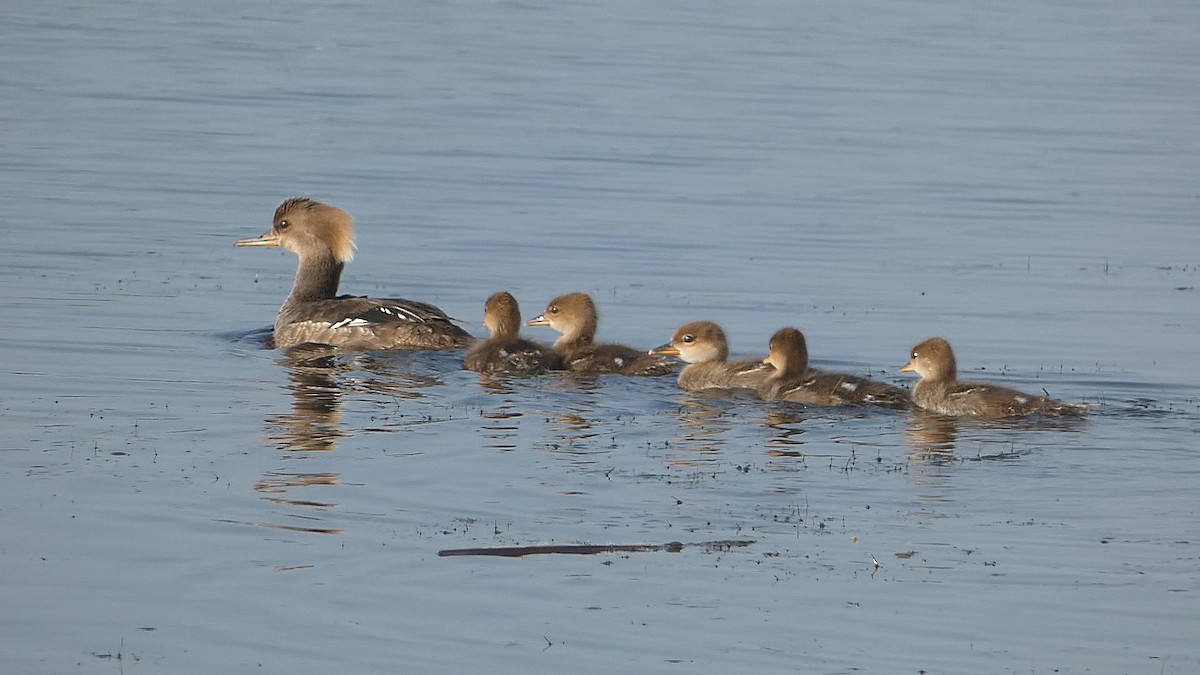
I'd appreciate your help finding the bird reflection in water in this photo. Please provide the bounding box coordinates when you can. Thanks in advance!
[903,409,1087,510]
[526,375,603,460]
[479,399,523,451]
[663,398,734,467]
[470,371,607,466]
[540,407,600,461]
[247,346,443,536]
[475,372,517,395]
[762,408,809,456]
[901,410,961,508]
[252,471,343,535]
[907,407,1088,461]
[265,346,443,451]
[265,348,345,454]
[907,409,959,457]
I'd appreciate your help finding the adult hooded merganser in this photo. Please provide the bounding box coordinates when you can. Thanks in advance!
[526,292,673,376]
[758,327,909,409]
[900,337,1089,418]
[650,320,773,392]
[235,197,473,350]
[464,291,564,374]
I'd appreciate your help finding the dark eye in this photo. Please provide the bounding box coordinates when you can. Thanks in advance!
[681,334,694,344]
[277,220,290,230]
[911,351,918,359]
[549,306,559,314]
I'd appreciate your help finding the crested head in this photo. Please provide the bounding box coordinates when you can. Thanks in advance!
[765,327,809,376]
[272,197,356,263]
[903,337,957,380]
[670,320,729,363]
[483,291,522,339]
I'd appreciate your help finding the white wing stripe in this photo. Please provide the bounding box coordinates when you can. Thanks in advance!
[330,318,372,330]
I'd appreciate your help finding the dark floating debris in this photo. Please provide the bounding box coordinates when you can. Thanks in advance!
[438,539,754,558]
[966,448,1031,461]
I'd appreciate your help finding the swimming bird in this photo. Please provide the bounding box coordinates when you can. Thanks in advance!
[900,337,1089,418]
[464,291,564,374]
[758,327,909,409]
[650,320,773,392]
[526,292,673,375]
[235,197,473,350]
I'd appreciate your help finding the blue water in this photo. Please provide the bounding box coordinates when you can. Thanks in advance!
[2,1,1198,673]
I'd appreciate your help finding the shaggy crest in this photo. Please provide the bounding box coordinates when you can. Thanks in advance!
[274,196,357,263]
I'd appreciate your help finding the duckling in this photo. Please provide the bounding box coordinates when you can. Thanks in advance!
[650,320,773,392]
[464,291,564,375]
[758,327,909,409]
[236,197,472,350]
[901,337,1089,418]
[526,292,673,376]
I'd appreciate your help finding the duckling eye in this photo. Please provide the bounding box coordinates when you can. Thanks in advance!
[277,220,290,230]
[681,334,695,344]
[548,306,559,315]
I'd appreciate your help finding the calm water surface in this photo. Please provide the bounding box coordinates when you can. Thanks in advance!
[2,1,1198,673]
